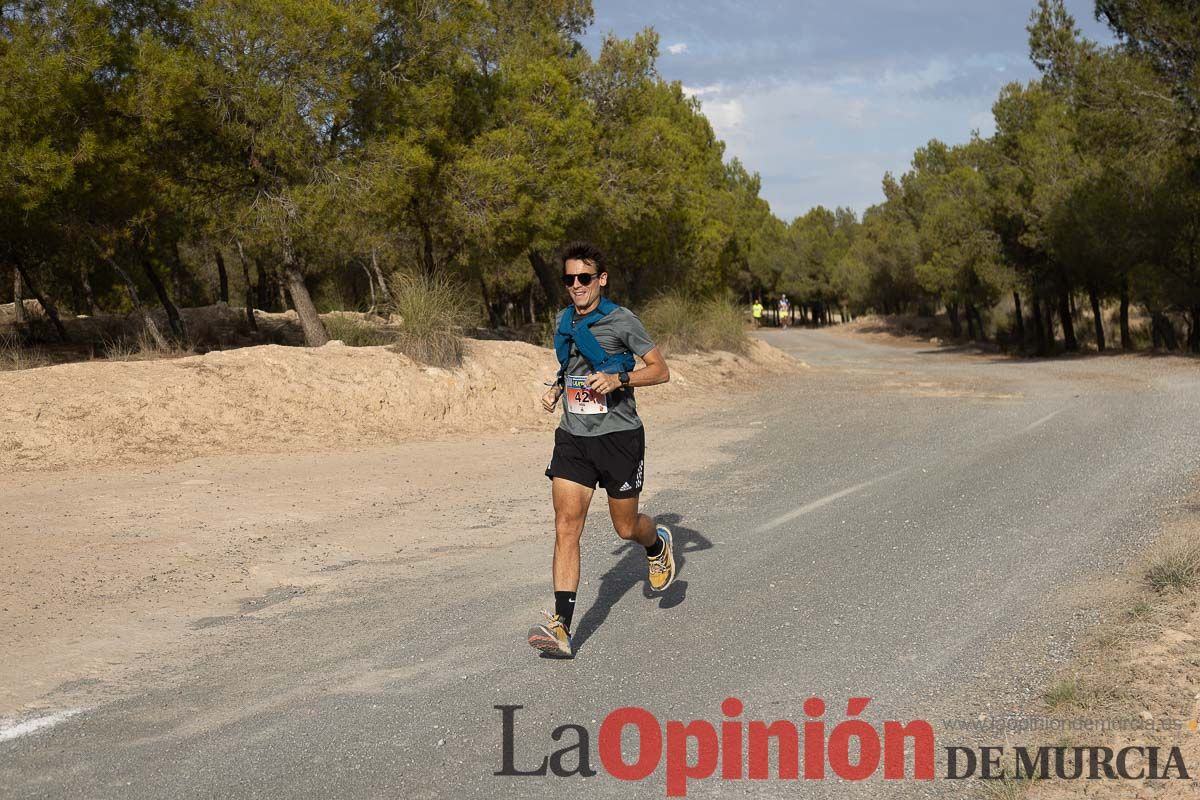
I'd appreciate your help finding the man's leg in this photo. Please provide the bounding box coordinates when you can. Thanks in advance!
[609,496,677,592]
[607,495,657,548]
[529,477,593,658]
[552,477,594,594]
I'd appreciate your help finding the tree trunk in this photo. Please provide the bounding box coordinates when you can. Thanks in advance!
[275,268,288,311]
[1012,291,1025,347]
[215,247,229,304]
[478,274,501,327]
[1044,296,1058,353]
[235,240,258,333]
[282,245,328,346]
[1151,311,1179,350]
[964,303,984,340]
[14,261,69,342]
[13,266,25,324]
[98,253,168,350]
[1119,280,1132,350]
[143,259,187,340]
[1058,288,1078,351]
[528,250,563,313]
[1088,285,1105,352]
[361,261,377,312]
[1189,307,1200,354]
[80,263,97,315]
[1031,295,1046,356]
[170,241,190,307]
[370,248,391,305]
[947,302,962,338]
[965,303,978,341]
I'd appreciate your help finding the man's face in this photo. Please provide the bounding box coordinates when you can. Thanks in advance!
[564,258,607,311]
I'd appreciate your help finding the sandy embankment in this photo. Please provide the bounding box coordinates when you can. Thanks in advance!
[0,336,798,473]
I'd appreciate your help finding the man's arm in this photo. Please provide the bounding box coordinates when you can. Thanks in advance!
[541,382,563,412]
[585,347,669,395]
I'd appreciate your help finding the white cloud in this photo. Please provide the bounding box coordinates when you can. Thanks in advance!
[968,110,995,135]
[681,83,721,98]
[666,42,688,55]
[702,97,745,130]
[679,61,1005,218]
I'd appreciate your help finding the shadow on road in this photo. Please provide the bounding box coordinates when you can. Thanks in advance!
[570,514,713,651]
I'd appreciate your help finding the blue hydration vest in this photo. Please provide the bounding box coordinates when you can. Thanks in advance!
[554,297,637,384]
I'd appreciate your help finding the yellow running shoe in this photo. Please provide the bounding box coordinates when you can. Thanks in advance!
[647,525,676,591]
[528,612,574,658]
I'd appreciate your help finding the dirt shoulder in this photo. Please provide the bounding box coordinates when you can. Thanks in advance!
[0,336,796,473]
[1019,494,1200,800]
[0,339,802,716]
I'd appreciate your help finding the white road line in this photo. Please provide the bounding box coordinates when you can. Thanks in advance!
[752,470,907,534]
[1020,409,1063,435]
[0,709,84,742]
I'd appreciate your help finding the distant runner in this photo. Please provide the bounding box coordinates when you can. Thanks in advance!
[752,298,764,328]
[528,241,674,659]
[778,293,791,329]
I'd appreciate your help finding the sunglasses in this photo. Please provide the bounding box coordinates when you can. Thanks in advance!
[561,272,599,287]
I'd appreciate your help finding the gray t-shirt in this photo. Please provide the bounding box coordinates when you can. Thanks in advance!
[556,306,656,437]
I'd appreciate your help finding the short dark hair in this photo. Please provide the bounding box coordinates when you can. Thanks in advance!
[560,240,606,274]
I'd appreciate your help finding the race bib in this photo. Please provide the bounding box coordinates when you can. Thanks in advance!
[565,374,608,415]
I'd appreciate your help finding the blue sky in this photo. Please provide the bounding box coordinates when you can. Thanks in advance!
[583,1,1114,221]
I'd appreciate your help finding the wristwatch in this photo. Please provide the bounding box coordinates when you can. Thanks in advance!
[618,371,630,386]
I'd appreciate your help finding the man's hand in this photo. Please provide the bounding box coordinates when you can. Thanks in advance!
[541,384,563,412]
[585,372,622,396]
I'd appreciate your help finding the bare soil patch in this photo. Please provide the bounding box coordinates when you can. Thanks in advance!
[1019,489,1200,799]
[0,335,797,473]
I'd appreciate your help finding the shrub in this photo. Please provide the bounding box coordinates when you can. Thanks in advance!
[1144,531,1200,593]
[103,329,193,361]
[0,332,51,370]
[640,291,748,354]
[388,272,478,367]
[1043,675,1080,711]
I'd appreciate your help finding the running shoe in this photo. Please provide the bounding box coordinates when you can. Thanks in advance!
[528,612,574,658]
[647,525,676,591]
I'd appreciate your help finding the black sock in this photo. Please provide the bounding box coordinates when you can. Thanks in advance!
[645,537,664,558]
[554,591,576,630]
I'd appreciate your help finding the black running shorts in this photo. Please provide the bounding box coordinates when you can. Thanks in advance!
[545,426,645,498]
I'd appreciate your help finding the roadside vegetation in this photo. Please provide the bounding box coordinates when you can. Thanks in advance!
[387,272,477,368]
[641,292,748,355]
[1143,532,1200,594]
[998,503,1200,799]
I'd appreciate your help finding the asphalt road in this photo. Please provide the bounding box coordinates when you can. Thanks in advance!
[3,330,1198,799]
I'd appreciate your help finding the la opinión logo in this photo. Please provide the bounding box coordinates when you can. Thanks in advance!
[494,698,1192,796]
[496,697,934,797]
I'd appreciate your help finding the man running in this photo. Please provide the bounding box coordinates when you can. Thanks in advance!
[528,241,674,659]
[752,298,764,328]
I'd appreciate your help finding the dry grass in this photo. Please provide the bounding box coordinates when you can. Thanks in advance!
[103,329,194,361]
[323,314,398,347]
[641,291,748,355]
[0,332,52,371]
[387,272,477,368]
[1144,530,1200,593]
[1042,675,1081,712]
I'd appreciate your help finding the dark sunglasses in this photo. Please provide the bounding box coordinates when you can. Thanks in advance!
[561,272,599,287]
